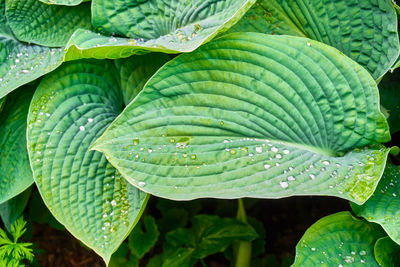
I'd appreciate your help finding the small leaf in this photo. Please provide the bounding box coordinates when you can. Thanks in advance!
[374,236,400,267]
[93,33,390,204]
[115,53,170,105]
[91,0,256,53]
[228,0,400,80]
[293,212,384,266]
[352,164,400,245]
[128,216,159,258]
[161,215,258,267]
[0,85,35,204]
[5,0,92,47]
[0,188,32,232]
[26,59,148,263]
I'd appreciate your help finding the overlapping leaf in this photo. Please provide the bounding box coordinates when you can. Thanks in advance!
[352,164,400,245]
[374,236,400,267]
[115,53,170,105]
[293,212,384,266]
[93,33,390,204]
[0,86,34,205]
[0,188,31,232]
[65,0,256,57]
[26,60,148,263]
[0,0,64,98]
[6,0,92,47]
[229,0,400,80]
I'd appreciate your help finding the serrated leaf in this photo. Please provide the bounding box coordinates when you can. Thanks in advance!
[162,215,258,267]
[92,33,390,204]
[39,0,85,5]
[374,236,400,267]
[293,212,384,266]
[0,85,34,205]
[128,215,159,258]
[115,53,170,105]
[0,0,64,98]
[6,0,92,47]
[0,188,31,232]
[26,59,148,264]
[228,0,400,80]
[351,164,400,246]
[91,0,256,53]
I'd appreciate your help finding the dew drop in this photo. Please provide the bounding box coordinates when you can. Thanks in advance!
[256,146,262,153]
[88,118,94,123]
[309,174,315,179]
[111,200,117,207]
[276,154,282,159]
[264,164,271,170]
[271,147,278,153]
[288,176,295,181]
[138,181,146,187]
[280,181,288,188]
[79,126,85,131]
[323,161,330,165]
[283,149,290,154]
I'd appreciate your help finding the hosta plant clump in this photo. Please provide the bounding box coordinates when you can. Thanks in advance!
[1,0,400,266]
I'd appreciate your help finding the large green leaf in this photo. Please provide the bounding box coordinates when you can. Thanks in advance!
[26,59,148,263]
[352,164,400,245]
[0,0,64,99]
[374,236,400,267]
[86,0,256,53]
[160,215,258,267]
[229,0,400,80]
[115,53,170,105]
[92,33,390,204]
[5,0,92,47]
[0,85,34,205]
[293,212,384,266]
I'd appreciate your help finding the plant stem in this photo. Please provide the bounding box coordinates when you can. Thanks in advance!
[233,199,252,267]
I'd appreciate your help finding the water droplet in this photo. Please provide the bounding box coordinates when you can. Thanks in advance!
[283,149,290,154]
[323,161,330,165]
[288,176,295,181]
[280,181,288,188]
[271,147,278,153]
[309,174,315,179]
[133,138,139,145]
[311,247,316,251]
[276,154,282,159]
[359,250,366,256]
[256,146,262,153]
[88,118,94,123]
[138,181,146,187]
[79,126,85,131]
[264,164,271,170]
[111,200,117,206]
[307,42,311,46]
[190,154,197,160]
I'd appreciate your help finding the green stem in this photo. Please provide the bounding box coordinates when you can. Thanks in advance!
[233,199,252,267]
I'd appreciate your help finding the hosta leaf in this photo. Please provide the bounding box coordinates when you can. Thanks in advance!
[6,0,92,47]
[0,187,31,232]
[351,164,400,245]
[89,0,256,53]
[374,236,400,267]
[228,0,400,80]
[293,212,384,266]
[0,0,64,99]
[116,53,170,105]
[93,33,390,204]
[39,0,85,5]
[64,29,176,61]
[0,85,34,205]
[26,60,148,263]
